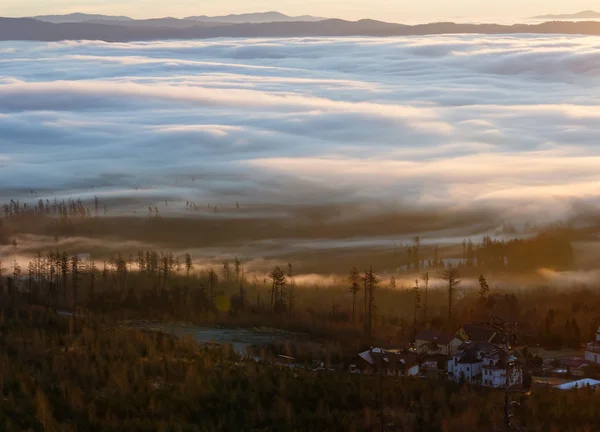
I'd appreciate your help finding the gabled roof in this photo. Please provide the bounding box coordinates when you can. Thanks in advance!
[458,354,481,364]
[358,350,375,365]
[415,329,455,346]
[358,349,417,370]
[461,324,498,343]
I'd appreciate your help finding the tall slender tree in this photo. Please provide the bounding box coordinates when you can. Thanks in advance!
[413,236,421,272]
[366,267,378,338]
[479,274,490,299]
[71,255,80,308]
[222,261,231,282]
[235,257,241,282]
[208,269,218,306]
[421,272,429,322]
[349,267,361,324]
[12,260,21,291]
[287,263,295,314]
[185,254,193,279]
[413,279,421,325]
[442,265,461,320]
[269,266,286,312]
[88,258,98,302]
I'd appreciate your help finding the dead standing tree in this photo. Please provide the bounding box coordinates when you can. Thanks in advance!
[365,267,378,338]
[269,266,286,312]
[421,272,429,321]
[349,267,361,324]
[442,264,461,320]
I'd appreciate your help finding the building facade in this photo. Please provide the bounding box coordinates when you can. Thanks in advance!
[584,326,600,365]
[448,341,522,388]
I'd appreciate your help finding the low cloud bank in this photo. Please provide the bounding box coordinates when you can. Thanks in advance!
[0,35,600,224]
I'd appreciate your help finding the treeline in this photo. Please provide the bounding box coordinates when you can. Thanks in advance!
[401,232,574,274]
[1,248,598,353]
[0,197,578,276]
[1,305,600,431]
[0,250,249,322]
[2,197,97,220]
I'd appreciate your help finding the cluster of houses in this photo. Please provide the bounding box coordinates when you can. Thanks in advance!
[351,322,524,389]
[349,324,600,391]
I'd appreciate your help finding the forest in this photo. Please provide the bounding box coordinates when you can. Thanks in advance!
[1,197,600,431]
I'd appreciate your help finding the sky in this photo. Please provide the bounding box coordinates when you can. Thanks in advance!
[1,34,600,222]
[0,0,598,22]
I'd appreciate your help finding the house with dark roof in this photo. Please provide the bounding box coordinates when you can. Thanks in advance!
[350,348,419,377]
[415,329,462,356]
[455,323,504,346]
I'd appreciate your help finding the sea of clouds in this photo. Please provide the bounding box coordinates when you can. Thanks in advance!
[1,35,600,218]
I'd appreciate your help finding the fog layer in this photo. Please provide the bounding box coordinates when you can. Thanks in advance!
[1,35,600,220]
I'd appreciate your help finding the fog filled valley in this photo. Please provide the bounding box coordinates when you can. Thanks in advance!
[3,35,600,287]
[2,33,600,431]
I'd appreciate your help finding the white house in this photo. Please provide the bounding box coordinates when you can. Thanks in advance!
[448,341,522,388]
[584,326,600,365]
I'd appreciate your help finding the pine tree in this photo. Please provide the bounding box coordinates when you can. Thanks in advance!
[235,257,241,282]
[287,263,295,315]
[185,253,193,278]
[349,267,361,324]
[88,258,98,301]
[208,268,218,306]
[366,267,378,338]
[478,274,490,299]
[12,260,21,291]
[413,279,421,324]
[421,272,429,322]
[442,265,461,320]
[71,255,80,308]
[269,267,286,311]
[222,261,231,282]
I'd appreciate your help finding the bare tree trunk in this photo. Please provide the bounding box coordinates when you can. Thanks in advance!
[352,292,356,324]
[364,270,368,334]
[448,279,452,320]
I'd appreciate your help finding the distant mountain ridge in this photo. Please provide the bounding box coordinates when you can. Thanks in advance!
[31,11,326,25]
[184,11,326,23]
[3,17,600,42]
[32,12,134,23]
[532,10,600,20]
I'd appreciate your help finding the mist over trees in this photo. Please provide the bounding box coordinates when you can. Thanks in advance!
[0,195,599,430]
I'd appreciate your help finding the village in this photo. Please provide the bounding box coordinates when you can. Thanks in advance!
[268,321,600,393]
[347,322,600,392]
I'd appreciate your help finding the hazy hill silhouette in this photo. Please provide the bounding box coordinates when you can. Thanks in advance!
[32,12,134,23]
[2,17,600,42]
[31,11,326,25]
[532,10,600,20]
[184,11,326,23]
